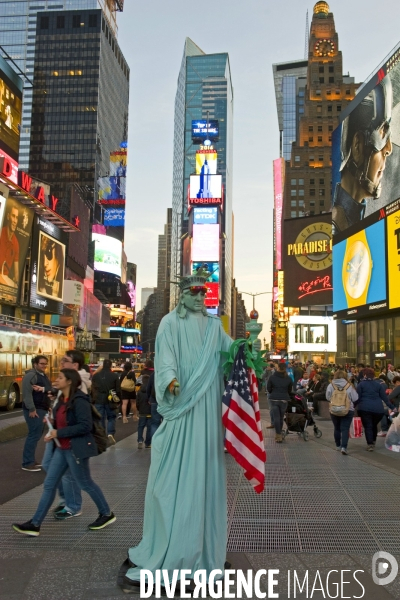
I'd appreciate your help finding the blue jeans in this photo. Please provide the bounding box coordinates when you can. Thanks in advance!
[22,408,47,467]
[330,411,354,449]
[270,400,287,434]
[32,448,111,527]
[95,403,116,435]
[42,442,82,514]
[267,394,274,426]
[138,416,152,446]
[150,403,162,438]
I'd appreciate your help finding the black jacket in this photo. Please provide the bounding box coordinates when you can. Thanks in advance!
[53,391,97,460]
[136,375,151,416]
[146,372,157,404]
[92,368,120,405]
[119,370,136,400]
[267,371,293,401]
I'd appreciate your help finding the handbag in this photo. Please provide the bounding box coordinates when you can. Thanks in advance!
[121,376,136,392]
[107,389,120,408]
[91,405,108,454]
[349,416,363,438]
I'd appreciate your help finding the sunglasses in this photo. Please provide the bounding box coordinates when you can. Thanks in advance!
[43,242,56,260]
[189,286,207,296]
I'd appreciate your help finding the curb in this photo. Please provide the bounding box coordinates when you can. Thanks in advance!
[0,422,28,443]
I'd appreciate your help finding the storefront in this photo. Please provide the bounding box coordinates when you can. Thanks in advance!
[288,315,337,364]
[344,315,400,369]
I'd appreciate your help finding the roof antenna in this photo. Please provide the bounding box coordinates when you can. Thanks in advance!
[304,9,309,59]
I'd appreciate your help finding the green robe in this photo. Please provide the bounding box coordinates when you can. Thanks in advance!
[126,309,232,583]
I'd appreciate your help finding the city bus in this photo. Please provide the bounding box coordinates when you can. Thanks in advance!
[0,315,70,411]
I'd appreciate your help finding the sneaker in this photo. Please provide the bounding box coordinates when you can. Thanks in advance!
[275,434,283,443]
[366,445,374,452]
[34,463,42,468]
[266,424,275,429]
[54,509,82,520]
[335,446,341,451]
[53,503,66,515]
[22,464,41,472]
[145,445,151,449]
[108,434,116,445]
[341,448,348,455]
[138,442,143,449]
[12,520,40,537]
[377,431,387,437]
[88,512,116,530]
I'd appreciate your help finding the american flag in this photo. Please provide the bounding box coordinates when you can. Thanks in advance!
[222,344,266,493]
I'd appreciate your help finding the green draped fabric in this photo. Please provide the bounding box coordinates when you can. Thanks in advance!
[126,309,232,583]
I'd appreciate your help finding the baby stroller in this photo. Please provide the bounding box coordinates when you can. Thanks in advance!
[282,393,322,441]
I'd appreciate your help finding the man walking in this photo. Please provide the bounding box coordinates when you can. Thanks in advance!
[21,355,52,472]
[92,359,120,444]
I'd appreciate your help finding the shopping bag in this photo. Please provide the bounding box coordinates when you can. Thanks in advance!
[385,415,400,452]
[349,416,363,438]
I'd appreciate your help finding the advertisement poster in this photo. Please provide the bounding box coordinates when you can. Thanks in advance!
[104,208,125,227]
[191,119,219,144]
[204,282,219,307]
[193,207,218,224]
[191,224,220,262]
[386,208,400,310]
[273,158,284,271]
[92,232,122,277]
[98,176,126,202]
[110,150,127,176]
[0,55,22,162]
[0,198,34,303]
[192,261,219,282]
[333,219,386,316]
[30,217,66,314]
[282,214,333,308]
[189,174,222,205]
[195,149,217,175]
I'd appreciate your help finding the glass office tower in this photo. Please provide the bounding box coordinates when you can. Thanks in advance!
[170,38,234,327]
[0,0,119,169]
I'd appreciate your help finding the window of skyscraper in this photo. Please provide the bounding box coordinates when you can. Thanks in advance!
[319,67,324,73]
[40,17,49,29]
[329,77,334,83]
[291,211,297,218]
[328,125,333,131]
[327,90,331,96]
[346,89,351,95]
[299,179,304,185]
[299,90,304,97]
[291,190,296,197]
[319,77,324,84]
[318,126,322,132]
[319,156,323,161]
[56,16,65,29]
[337,105,342,111]
[291,201,297,207]
[317,106,322,113]
[329,66,334,73]
[316,90,321,96]
[310,189,315,196]
[319,189,325,196]
[319,179,324,184]
[309,137,313,142]
[310,179,315,185]
[328,106,332,112]
[72,15,81,28]
[310,201,315,206]
[299,190,304,196]
[318,136,322,142]
[309,126,313,132]
[320,200,325,206]
[291,179,297,185]
[295,155,300,162]
[89,14,97,27]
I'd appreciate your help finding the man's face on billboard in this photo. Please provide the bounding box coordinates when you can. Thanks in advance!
[8,207,18,233]
[43,243,58,282]
[353,127,392,194]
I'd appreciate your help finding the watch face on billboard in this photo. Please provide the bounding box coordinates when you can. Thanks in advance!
[195,150,217,175]
[104,208,125,227]
[0,57,22,162]
[333,219,386,317]
[192,119,219,144]
[192,261,219,282]
[37,231,66,301]
[331,52,400,239]
[192,224,219,262]
[193,207,218,224]
[92,232,122,277]
[189,175,222,206]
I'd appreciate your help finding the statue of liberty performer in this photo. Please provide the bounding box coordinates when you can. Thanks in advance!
[120,268,232,592]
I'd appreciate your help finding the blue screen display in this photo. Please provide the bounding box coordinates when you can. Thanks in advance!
[104,208,125,227]
[192,119,219,143]
[193,207,218,224]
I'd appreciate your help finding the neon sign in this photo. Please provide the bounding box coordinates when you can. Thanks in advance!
[298,275,333,299]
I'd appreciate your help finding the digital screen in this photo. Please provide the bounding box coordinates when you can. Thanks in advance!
[189,174,222,206]
[193,207,218,224]
[195,150,217,175]
[387,207,400,310]
[104,208,125,227]
[98,176,126,202]
[0,56,22,162]
[332,52,400,240]
[282,214,333,308]
[333,219,386,317]
[192,224,220,262]
[205,282,219,307]
[192,119,219,143]
[109,150,127,177]
[273,158,284,271]
[192,261,219,282]
[207,307,218,315]
[92,232,122,277]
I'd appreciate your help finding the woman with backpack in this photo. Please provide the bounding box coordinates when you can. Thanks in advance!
[356,368,396,451]
[266,361,293,443]
[326,370,359,455]
[12,369,116,537]
[119,362,137,423]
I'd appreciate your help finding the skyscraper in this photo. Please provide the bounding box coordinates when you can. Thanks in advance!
[0,0,122,170]
[170,38,234,329]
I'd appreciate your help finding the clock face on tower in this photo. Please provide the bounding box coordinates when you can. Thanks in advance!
[315,39,335,56]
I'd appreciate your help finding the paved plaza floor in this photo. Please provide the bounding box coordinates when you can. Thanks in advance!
[1,411,400,599]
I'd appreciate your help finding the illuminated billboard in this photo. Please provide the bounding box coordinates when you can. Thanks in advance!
[387,207,400,310]
[98,176,126,203]
[104,208,125,227]
[282,214,333,308]
[273,158,284,271]
[189,174,222,207]
[110,150,127,176]
[0,55,23,162]
[193,207,218,224]
[92,232,122,277]
[192,261,219,282]
[333,219,386,317]
[192,119,219,144]
[195,150,217,175]
[205,282,219,307]
[192,224,220,262]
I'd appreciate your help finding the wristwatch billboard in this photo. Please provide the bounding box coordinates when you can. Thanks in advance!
[342,230,372,307]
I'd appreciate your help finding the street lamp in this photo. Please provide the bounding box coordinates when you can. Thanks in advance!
[238,291,273,311]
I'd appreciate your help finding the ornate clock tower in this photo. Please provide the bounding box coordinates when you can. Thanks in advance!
[283,1,360,219]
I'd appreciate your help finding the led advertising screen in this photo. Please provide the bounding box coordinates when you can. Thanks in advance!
[205,282,219,307]
[104,208,125,227]
[30,217,66,314]
[273,158,284,271]
[92,232,122,277]
[0,198,34,304]
[189,174,222,207]
[0,55,23,162]
[333,219,386,318]
[192,224,220,262]
[193,207,218,224]
[282,214,333,308]
[195,149,217,175]
[98,176,126,203]
[192,119,219,144]
[110,150,127,177]
[192,261,219,282]
[387,205,400,310]
[332,49,400,239]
